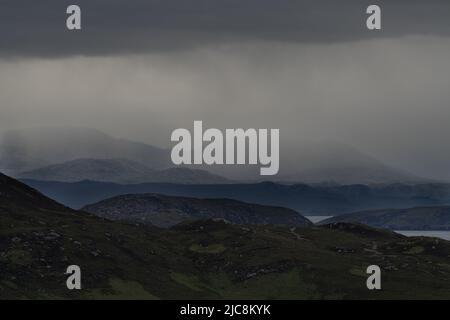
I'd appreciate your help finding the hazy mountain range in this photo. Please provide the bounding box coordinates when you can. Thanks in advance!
[18,158,230,184]
[0,127,169,175]
[22,179,450,214]
[0,127,431,184]
[275,141,427,184]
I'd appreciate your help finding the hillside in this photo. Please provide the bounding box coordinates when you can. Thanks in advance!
[321,206,450,230]
[22,179,450,213]
[0,172,68,211]
[82,193,312,228]
[1,172,450,299]
[18,158,230,184]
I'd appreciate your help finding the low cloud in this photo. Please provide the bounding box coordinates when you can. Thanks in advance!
[1,36,450,179]
[1,0,450,58]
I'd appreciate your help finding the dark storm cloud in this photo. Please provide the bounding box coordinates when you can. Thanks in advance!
[1,0,450,57]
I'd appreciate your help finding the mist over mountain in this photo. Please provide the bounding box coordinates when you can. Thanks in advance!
[1,0,450,301]
[0,127,169,175]
[179,139,426,183]
[0,127,430,185]
[18,158,230,184]
[275,141,425,184]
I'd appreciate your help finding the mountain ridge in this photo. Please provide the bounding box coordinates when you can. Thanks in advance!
[82,193,312,228]
[0,127,433,184]
[0,127,169,175]
[21,179,450,213]
[18,158,231,184]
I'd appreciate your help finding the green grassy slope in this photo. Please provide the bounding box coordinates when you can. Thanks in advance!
[1,173,450,299]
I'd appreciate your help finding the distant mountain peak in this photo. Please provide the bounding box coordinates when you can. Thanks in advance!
[0,127,169,175]
[18,157,230,185]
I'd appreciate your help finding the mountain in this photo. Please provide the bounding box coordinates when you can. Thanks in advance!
[201,140,427,184]
[321,206,450,231]
[0,128,430,184]
[1,172,450,299]
[0,127,169,175]
[18,158,230,184]
[275,141,427,184]
[21,179,450,213]
[82,193,312,228]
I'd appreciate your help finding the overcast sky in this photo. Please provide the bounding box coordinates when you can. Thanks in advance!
[1,0,450,180]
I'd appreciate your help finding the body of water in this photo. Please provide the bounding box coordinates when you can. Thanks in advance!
[395,231,450,241]
[306,216,333,224]
[306,216,450,241]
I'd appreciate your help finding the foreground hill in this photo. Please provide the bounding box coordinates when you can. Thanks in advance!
[18,158,230,184]
[321,206,450,231]
[82,194,311,228]
[2,172,450,299]
[22,179,450,213]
